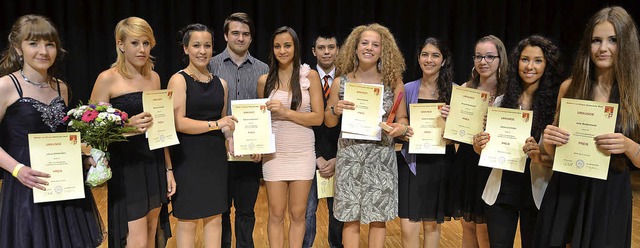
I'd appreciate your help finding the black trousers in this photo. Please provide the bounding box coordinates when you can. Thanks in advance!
[486,203,538,248]
[222,161,262,248]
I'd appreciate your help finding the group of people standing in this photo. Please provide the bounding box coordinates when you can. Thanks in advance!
[0,6,639,248]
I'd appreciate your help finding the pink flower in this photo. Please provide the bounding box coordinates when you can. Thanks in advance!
[120,111,128,121]
[300,63,311,90]
[81,110,99,123]
[62,115,70,123]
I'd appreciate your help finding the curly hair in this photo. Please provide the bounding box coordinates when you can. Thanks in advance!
[501,35,564,140]
[0,14,66,77]
[111,17,156,79]
[414,37,454,104]
[264,26,303,110]
[467,35,508,96]
[335,23,405,89]
[562,6,640,171]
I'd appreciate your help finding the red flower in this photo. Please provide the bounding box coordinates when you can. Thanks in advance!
[62,115,70,123]
[81,110,99,123]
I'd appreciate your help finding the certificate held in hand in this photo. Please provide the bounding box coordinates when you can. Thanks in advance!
[443,86,490,144]
[29,132,85,203]
[341,82,384,139]
[143,90,180,150]
[552,98,618,180]
[408,103,447,154]
[479,107,533,172]
[231,99,276,156]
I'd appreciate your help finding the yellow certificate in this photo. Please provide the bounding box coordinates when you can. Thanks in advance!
[231,99,276,156]
[342,83,384,137]
[143,90,180,150]
[479,107,533,172]
[553,98,618,180]
[443,86,490,144]
[409,103,446,154]
[316,170,334,199]
[28,132,85,203]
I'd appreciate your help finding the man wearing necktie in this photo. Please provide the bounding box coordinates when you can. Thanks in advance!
[304,30,344,248]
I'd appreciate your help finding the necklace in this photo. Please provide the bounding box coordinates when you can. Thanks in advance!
[421,80,437,96]
[185,68,212,83]
[20,70,49,88]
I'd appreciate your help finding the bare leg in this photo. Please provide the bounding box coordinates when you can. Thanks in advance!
[400,218,420,248]
[476,223,489,248]
[461,220,478,248]
[367,222,386,248]
[287,180,312,248]
[126,207,160,248]
[266,181,289,248]
[423,221,441,248]
[203,214,222,248]
[176,219,198,248]
[342,221,360,248]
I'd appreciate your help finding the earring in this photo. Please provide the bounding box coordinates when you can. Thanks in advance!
[471,66,476,79]
[377,59,382,71]
[18,55,23,63]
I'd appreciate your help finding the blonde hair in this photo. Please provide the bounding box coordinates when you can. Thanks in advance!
[335,23,405,88]
[0,14,66,76]
[111,17,156,79]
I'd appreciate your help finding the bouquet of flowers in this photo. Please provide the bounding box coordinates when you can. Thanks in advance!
[63,102,136,187]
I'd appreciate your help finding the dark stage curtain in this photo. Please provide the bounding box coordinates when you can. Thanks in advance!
[1,0,638,105]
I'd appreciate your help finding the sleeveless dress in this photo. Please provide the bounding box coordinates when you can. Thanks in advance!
[108,92,169,247]
[0,74,104,247]
[333,75,398,224]
[398,99,455,223]
[170,71,228,219]
[533,157,632,247]
[262,65,316,181]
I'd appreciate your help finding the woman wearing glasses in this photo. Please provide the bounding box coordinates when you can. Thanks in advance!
[449,35,508,248]
[472,35,563,247]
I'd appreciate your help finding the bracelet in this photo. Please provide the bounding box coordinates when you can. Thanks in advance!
[330,106,338,116]
[12,163,25,178]
[632,145,640,159]
[215,121,219,128]
[401,124,408,136]
[166,168,173,172]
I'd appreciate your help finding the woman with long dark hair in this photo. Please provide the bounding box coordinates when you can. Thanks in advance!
[257,26,324,247]
[533,6,640,247]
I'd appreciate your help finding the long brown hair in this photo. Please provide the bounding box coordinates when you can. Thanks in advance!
[467,35,508,96]
[0,15,66,77]
[264,26,302,110]
[561,6,640,170]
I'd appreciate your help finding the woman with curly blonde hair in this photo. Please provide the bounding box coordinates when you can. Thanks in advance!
[324,23,412,248]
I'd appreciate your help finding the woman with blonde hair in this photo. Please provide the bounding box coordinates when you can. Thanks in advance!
[325,23,410,248]
[533,6,640,247]
[90,16,176,248]
[0,14,104,248]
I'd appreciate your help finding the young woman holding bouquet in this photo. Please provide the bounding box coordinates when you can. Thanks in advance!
[90,17,176,248]
[167,23,237,248]
[0,14,104,247]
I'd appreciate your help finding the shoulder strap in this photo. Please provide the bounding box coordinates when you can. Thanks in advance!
[7,73,23,97]
[55,78,62,97]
